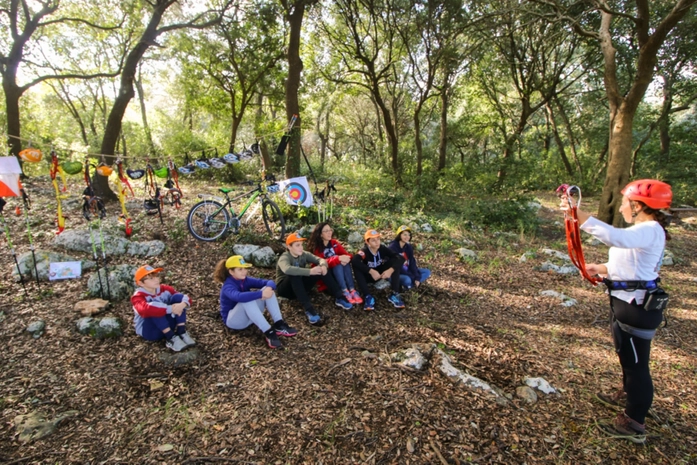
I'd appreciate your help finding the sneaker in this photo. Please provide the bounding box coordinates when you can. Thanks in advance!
[264,328,283,349]
[335,297,353,310]
[165,335,187,352]
[305,308,321,325]
[343,289,354,304]
[350,289,363,304]
[596,389,626,409]
[387,292,405,308]
[599,412,647,444]
[364,294,375,311]
[178,332,196,347]
[274,319,298,337]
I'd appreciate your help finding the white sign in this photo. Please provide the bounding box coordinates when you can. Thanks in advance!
[49,261,82,280]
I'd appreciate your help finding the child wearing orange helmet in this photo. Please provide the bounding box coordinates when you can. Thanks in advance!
[351,229,406,311]
[560,179,672,443]
[131,265,195,352]
[275,232,353,325]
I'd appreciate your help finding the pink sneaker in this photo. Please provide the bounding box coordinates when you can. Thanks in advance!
[350,289,363,304]
[343,290,353,304]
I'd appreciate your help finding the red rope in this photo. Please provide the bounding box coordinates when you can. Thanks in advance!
[558,185,602,286]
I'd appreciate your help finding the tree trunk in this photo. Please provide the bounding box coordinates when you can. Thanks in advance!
[554,97,582,177]
[96,3,170,200]
[658,74,672,161]
[284,1,305,179]
[598,110,636,225]
[437,84,448,171]
[414,110,423,176]
[135,67,156,155]
[546,103,574,176]
[254,93,273,170]
[3,79,23,165]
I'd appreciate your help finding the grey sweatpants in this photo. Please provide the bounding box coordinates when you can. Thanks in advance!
[225,294,282,332]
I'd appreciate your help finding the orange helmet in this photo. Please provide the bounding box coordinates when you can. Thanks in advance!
[18,147,43,163]
[621,179,672,210]
[96,164,113,177]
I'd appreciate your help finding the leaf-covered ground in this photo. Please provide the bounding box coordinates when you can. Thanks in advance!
[1,176,696,464]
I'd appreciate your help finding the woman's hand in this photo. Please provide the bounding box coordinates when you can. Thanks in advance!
[585,263,608,277]
[339,255,351,265]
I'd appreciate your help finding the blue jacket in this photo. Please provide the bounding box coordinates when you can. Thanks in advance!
[387,240,420,282]
[220,275,276,322]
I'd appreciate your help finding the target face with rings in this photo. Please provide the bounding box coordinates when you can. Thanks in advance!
[285,182,308,204]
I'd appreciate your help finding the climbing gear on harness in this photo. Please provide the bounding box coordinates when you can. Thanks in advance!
[557,184,601,285]
[115,159,133,237]
[621,179,672,210]
[602,278,669,312]
[49,149,67,234]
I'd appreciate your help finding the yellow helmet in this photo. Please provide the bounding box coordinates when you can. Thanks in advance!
[396,225,411,236]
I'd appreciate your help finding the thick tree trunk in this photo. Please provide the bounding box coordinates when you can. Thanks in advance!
[135,69,156,155]
[96,3,169,200]
[3,79,23,164]
[284,1,305,179]
[598,110,635,226]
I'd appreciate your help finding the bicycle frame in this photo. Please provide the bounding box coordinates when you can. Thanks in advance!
[198,185,265,225]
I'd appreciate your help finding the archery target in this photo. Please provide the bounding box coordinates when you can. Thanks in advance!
[285,182,307,205]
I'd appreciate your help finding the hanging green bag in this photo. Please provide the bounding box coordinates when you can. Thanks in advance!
[60,161,83,175]
[153,166,169,179]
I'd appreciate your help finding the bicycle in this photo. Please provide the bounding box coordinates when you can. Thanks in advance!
[187,173,285,242]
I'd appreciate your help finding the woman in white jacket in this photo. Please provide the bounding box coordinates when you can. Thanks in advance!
[561,179,672,443]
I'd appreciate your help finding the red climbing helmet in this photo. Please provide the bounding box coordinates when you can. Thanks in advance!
[621,179,672,210]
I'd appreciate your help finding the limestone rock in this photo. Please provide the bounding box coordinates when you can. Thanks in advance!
[26,320,46,338]
[76,316,124,339]
[87,264,138,301]
[74,299,110,316]
[250,246,277,268]
[14,410,79,444]
[232,244,261,262]
[390,347,428,371]
[159,348,201,367]
[12,250,95,282]
[458,248,477,261]
[516,386,538,403]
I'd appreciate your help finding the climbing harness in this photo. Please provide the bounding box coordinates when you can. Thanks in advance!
[556,184,602,285]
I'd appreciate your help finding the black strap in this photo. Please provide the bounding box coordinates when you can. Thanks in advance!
[602,278,660,291]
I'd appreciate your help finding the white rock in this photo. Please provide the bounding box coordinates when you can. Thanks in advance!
[458,248,477,260]
[421,223,433,233]
[540,248,570,261]
[232,244,261,262]
[523,377,557,394]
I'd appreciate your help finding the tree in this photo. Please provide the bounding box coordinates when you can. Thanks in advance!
[278,0,319,178]
[540,0,697,225]
[96,0,226,198]
[319,0,405,180]
[0,0,121,168]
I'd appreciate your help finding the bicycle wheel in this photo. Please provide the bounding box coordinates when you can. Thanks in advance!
[187,200,230,241]
[261,198,285,241]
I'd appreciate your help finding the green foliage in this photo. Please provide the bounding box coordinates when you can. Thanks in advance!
[459,197,540,232]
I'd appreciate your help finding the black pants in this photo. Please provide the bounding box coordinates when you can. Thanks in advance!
[354,263,401,296]
[610,297,663,424]
[276,273,342,312]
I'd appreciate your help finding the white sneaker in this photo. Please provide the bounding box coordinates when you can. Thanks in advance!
[165,335,187,352]
[179,332,196,347]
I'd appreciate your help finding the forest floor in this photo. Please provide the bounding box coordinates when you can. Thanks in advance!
[0,175,696,465]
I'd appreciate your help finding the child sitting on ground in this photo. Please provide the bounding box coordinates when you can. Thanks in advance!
[131,265,195,352]
[214,255,297,349]
[351,229,405,311]
[308,221,362,304]
[388,225,431,290]
[276,231,353,325]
